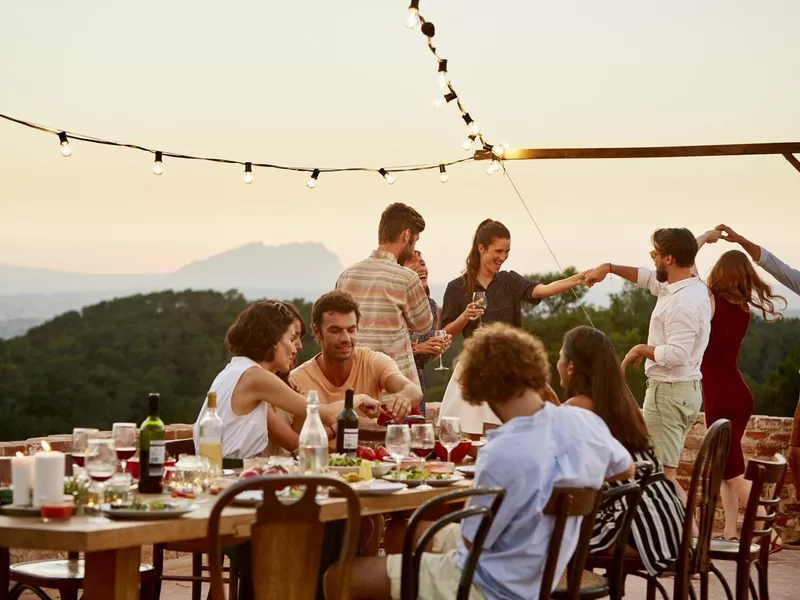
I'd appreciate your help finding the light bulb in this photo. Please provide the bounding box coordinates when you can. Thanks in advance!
[307,169,320,189]
[243,162,254,184]
[405,7,420,29]
[379,168,395,185]
[152,151,164,176]
[470,123,481,135]
[492,144,505,158]
[439,164,449,183]
[487,160,500,175]
[437,71,448,89]
[433,96,446,108]
[462,138,473,151]
[57,132,72,157]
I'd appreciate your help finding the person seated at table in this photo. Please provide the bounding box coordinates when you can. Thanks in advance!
[324,323,634,600]
[557,326,684,576]
[192,300,379,459]
[291,290,423,433]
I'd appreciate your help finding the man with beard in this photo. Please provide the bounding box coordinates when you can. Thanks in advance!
[291,290,422,428]
[335,203,433,389]
[585,228,711,503]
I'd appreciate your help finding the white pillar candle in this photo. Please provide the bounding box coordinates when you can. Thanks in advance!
[33,450,65,508]
[11,455,34,506]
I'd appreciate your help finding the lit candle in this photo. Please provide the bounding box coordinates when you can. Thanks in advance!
[33,441,65,508]
[11,452,34,506]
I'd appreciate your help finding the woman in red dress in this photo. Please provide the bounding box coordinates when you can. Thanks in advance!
[698,241,784,541]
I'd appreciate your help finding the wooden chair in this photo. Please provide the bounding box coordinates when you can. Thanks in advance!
[707,454,787,600]
[207,475,361,600]
[399,486,505,600]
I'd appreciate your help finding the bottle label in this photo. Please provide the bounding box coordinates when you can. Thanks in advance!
[149,440,166,476]
[343,429,359,451]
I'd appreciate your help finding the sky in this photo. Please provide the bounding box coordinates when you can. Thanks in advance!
[1,1,798,287]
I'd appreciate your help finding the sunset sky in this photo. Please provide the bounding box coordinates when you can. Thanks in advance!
[1,1,798,286]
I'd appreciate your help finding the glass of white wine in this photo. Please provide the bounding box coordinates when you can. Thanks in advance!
[471,291,487,326]
[434,330,449,371]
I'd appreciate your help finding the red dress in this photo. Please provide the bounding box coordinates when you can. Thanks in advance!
[701,295,753,479]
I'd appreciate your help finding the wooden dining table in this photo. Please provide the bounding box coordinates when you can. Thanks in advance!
[0,479,472,600]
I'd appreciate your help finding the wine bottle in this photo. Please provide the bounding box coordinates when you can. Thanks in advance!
[197,392,223,472]
[336,389,359,455]
[139,392,166,494]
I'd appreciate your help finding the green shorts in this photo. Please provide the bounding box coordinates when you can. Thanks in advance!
[642,380,703,468]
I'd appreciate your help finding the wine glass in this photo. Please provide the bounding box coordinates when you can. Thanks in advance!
[470,291,487,323]
[112,423,137,480]
[439,417,462,464]
[433,330,450,371]
[385,424,411,479]
[85,439,117,502]
[71,428,99,473]
[410,423,436,490]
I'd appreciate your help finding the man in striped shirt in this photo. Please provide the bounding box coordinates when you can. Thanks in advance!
[335,203,433,390]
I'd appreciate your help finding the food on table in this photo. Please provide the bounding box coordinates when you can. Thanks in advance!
[110,499,185,511]
[385,467,452,481]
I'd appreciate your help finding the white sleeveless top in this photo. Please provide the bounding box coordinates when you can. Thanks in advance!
[438,359,501,435]
[193,357,268,459]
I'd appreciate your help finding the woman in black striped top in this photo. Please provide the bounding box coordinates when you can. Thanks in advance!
[557,326,684,576]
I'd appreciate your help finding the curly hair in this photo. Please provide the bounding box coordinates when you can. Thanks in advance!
[311,291,361,332]
[459,323,550,409]
[225,301,295,363]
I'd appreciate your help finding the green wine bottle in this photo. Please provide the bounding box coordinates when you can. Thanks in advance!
[139,392,166,494]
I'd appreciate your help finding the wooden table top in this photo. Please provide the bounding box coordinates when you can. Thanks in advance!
[0,479,472,553]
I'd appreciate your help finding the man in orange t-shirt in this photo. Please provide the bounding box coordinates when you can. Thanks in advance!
[291,291,423,433]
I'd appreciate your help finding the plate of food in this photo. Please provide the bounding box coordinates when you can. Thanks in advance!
[101,499,200,520]
[347,480,407,496]
[0,504,41,517]
[329,454,394,478]
[383,468,464,488]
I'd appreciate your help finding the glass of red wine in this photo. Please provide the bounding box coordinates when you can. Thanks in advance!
[410,423,436,491]
[85,438,117,501]
[71,428,99,473]
[112,422,137,480]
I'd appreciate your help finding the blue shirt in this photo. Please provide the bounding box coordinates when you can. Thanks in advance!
[456,404,632,600]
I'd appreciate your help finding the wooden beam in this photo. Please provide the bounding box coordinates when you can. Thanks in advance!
[474,142,800,161]
[785,153,800,175]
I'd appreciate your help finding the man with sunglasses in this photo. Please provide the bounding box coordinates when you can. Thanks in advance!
[585,228,711,505]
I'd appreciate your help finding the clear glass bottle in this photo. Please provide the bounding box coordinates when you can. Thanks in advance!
[298,391,329,497]
[197,392,223,475]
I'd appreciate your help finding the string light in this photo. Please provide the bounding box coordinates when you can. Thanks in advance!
[378,168,395,185]
[487,160,501,175]
[437,60,448,89]
[439,164,449,183]
[307,168,320,189]
[152,151,164,176]
[433,90,458,109]
[405,0,420,30]
[57,131,72,157]
[462,134,477,151]
[243,162,254,184]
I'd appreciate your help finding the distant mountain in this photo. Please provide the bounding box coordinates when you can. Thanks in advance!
[0,242,342,337]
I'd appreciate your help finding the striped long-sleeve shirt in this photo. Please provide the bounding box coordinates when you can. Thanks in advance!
[335,250,433,386]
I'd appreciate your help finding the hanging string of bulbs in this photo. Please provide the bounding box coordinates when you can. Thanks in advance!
[0,2,510,187]
[405,0,506,175]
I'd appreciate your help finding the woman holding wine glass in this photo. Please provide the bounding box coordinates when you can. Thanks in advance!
[439,219,584,434]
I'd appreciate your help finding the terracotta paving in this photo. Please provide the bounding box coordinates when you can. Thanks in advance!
[12,549,800,599]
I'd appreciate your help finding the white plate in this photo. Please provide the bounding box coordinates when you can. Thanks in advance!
[456,465,476,478]
[222,469,235,476]
[425,474,466,487]
[350,481,406,496]
[101,503,199,520]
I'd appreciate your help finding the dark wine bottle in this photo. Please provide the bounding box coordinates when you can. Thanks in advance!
[139,392,166,493]
[336,389,360,455]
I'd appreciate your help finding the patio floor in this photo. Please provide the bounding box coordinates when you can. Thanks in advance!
[13,548,800,599]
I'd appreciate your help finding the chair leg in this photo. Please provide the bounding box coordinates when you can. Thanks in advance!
[0,547,9,600]
[709,563,734,600]
[228,561,239,600]
[61,590,79,600]
[192,552,203,600]
[756,556,769,600]
[749,577,759,600]
[152,544,165,600]
[8,584,51,600]
[735,560,752,600]
[646,577,657,600]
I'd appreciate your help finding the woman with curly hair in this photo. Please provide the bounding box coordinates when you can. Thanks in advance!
[193,301,378,459]
[696,231,785,543]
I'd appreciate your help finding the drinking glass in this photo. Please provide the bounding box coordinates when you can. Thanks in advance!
[410,423,436,490]
[433,330,450,371]
[85,439,117,501]
[470,291,487,323]
[385,424,411,478]
[71,428,99,473]
[111,422,137,479]
[439,417,462,464]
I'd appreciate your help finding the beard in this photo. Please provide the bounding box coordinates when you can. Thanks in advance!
[656,266,668,282]
[397,242,414,266]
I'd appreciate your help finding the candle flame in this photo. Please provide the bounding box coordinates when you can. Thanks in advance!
[16,451,24,458]
[41,440,52,452]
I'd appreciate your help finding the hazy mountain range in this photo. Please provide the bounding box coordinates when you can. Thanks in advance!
[1,241,798,338]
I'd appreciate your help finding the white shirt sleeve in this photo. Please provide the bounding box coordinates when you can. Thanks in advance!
[637,268,665,297]
[605,436,634,479]
[653,304,700,367]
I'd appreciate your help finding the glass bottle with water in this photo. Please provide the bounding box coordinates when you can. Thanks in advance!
[298,391,329,497]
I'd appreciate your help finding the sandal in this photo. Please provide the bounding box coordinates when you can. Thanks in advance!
[769,539,783,555]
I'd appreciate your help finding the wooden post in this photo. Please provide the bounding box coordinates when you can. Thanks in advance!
[784,154,800,175]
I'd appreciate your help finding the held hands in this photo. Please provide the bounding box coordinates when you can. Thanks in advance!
[583,263,612,287]
[621,344,647,371]
[715,224,743,244]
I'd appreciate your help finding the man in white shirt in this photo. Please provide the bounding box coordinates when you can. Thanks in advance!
[586,228,711,502]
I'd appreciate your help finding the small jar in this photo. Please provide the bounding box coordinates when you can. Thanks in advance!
[40,495,75,523]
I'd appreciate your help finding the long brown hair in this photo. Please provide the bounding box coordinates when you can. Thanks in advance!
[562,326,652,455]
[708,250,785,322]
[461,219,511,294]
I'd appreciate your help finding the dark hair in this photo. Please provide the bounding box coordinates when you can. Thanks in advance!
[651,228,698,268]
[378,203,426,244]
[312,291,362,332]
[278,301,307,337]
[708,250,785,322]
[562,326,652,455]
[225,301,295,363]
[459,323,550,409]
[462,219,511,293]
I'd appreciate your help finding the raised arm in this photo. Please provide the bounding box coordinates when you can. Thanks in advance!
[531,272,587,299]
[585,263,640,286]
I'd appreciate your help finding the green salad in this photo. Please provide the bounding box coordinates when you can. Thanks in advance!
[115,500,179,511]
[387,468,449,481]
[328,454,378,467]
